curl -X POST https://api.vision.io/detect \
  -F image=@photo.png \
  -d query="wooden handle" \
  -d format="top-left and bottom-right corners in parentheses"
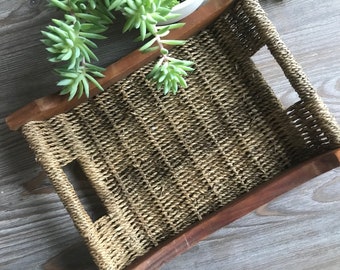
top-left (6, 0), bottom-right (235, 131)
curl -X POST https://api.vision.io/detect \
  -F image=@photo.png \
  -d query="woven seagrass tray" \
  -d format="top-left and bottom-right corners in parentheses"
top-left (6, 0), bottom-right (340, 269)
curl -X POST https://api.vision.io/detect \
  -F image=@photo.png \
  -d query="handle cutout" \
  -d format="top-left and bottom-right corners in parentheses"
top-left (251, 46), bottom-right (300, 109)
top-left (62, 160), bottom-right (108, 222)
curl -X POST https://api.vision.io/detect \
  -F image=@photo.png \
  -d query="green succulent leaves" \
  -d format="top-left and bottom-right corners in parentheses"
top-left (43, 0), bottom-right (194, 99)
top-left (56, 64), bottom-right (105, 99)
top-left (42, 0), bottom-right (114, 100)
top-left (138, 21), bottom-right (194, 94)
top-left (148, 57), bottom-right (194, 95)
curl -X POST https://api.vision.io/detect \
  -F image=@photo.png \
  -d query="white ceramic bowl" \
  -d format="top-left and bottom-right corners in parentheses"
top-left (159, 0), bottom-right (205, 25)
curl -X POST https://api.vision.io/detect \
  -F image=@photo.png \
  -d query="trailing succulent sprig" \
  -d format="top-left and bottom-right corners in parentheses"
top-left (42, 0), bottom-right (114, 99)
top-left (42, 0), bottom-right (194, 100)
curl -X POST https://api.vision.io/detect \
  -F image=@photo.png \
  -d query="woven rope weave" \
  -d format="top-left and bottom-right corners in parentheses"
top-left (22, 0), bottom-right (340, 269)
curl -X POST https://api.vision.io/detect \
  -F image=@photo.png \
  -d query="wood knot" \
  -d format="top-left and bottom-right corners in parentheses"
top-left (29, 0), bottom-right (40, 8)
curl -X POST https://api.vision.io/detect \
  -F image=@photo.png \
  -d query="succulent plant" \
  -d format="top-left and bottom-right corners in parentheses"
top-left (42, 0), bottom-right (194, 100)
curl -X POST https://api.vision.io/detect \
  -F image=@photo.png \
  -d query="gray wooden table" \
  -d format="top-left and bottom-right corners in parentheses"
top-left (1, 0), bottom-right (340, 269)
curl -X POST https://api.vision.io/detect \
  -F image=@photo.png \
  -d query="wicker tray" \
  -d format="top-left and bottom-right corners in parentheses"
top-left (6, 0), bottom-right (340, 269)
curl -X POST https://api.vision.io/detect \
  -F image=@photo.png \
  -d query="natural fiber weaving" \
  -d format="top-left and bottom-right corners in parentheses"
top-left (20, 0), bottom-right (340, 269)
